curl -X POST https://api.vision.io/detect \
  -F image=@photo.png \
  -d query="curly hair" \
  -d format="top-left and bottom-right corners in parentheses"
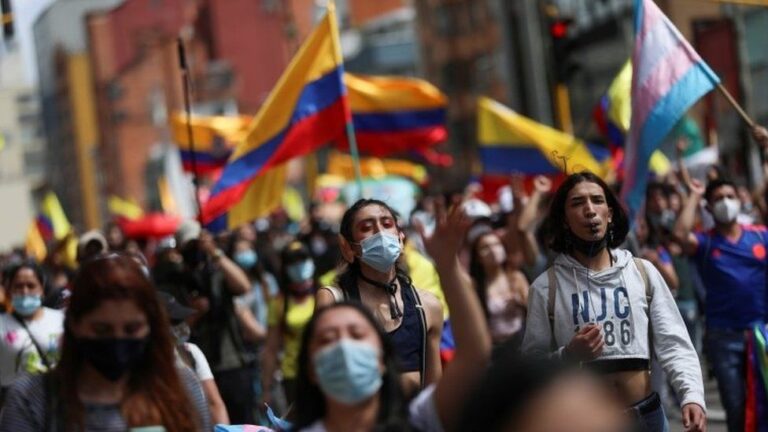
top-left (541, 171), bottom-right (629, 254)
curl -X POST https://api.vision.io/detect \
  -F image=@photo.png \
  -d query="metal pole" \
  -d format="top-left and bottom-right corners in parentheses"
top-left (326, 0), bottom-right (364, 198)
top-left (177, 37), bottom-right (204, 224)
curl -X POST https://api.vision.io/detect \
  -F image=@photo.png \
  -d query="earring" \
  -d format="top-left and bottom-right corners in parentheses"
top-left (607, 224), bottom-right (614, 244)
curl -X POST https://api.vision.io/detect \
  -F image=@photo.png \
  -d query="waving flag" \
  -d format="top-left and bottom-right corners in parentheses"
top-left (343, 74), bottom-right (447, 156)
top-left (478, 97), bottom-right (611, 178)
top-left (620, 0), bottom-right (720, 217)
top-left (202, 4), bottom-right (348, 231)
top-left (170, 114), bottom-right (250, 174)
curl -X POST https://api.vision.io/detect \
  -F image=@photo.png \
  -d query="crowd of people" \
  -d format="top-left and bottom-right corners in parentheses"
top-left (0, 125), bottom-right (767, 431)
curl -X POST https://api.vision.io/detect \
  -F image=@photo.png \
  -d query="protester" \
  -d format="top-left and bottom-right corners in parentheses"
top-left (673, 176), bottom-right (768, 432)
top-left (0, 261), bottom-right (64, 403)
top-left (77, 230), bottom-right (109, 263)
top-left (291, 200), bottom-right (491, 431)
top-left (0, 253), bottom-right (210, 431)
top-left (172, 220), bottom-right (255, 424)
top-left (159, 291), bottom-right (230, 425)
top-left (522, 171), bottom-right (706, 432)
top-left (468, 227), bottom-right (529, 352)
top-left (261, 241), bottom-right (317, 409)
top-left (316, 199), bottom-right (444, 396)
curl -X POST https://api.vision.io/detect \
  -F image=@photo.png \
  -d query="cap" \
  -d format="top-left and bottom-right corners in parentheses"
top-left (175, 220), bottom-right (201, 248)
top-left (78, 230), bottom-right (108, 256)
top-left (281, 240), bottom-right (310, 263)
top-left (157, 291), bottom-right (196, 321)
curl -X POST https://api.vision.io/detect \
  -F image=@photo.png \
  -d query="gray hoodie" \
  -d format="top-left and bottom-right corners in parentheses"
top-left (521, 249), bottom-right (706, 410)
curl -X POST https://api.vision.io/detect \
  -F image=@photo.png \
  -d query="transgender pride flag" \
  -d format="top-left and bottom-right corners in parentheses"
top-left (620, 0), bottom-right (720, 217)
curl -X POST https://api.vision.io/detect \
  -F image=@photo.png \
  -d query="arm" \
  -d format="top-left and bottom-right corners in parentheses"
top-left (641, 249), bottom-right (679, 293)
top-left (673, 179), bottom-right (704, 256)
top-left (259, 325), bottom-right (282, 408)
top-left (314, 287), bottom-right (338, 310)
top-left (675, 139), bottom-right (694, 195)
top-left (517, 176), bottom-right (552, 269)
top-left (199, 231), bottom-right (251, 295)
top-left (642, 260), bottom-right (706, 430)
top-left (201, 379), bottom-right (231, 425)
top-left (416, 200), bottom-right (491, 432)
top-left (419, 290), bottom-right (444, 387)
top-left (234, 303), bottom-right (266, 343)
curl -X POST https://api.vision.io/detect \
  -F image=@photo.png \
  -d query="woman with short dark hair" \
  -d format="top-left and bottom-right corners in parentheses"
top-left (521, 171), bottom-right (706, 432)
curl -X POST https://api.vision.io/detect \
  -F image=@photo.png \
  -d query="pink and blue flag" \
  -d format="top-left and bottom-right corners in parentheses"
top-left (620, 0), bottom-right (720, 217)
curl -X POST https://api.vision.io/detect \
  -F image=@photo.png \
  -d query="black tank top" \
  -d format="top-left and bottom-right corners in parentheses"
top-left (345, 280), bottom-right (425, 373)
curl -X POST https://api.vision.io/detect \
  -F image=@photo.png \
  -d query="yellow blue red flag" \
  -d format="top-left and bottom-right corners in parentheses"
top-left (478, 97), bottom-right (611, 178)
top-left (202, 4), bottom-right (349, 231)
top-left (169, 114), bottom-right (250, 174)
top-left (342, 73), bottom-right (447, 156)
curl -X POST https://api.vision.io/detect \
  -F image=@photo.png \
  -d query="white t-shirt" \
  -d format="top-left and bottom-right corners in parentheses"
top-left (174, 342), bottom-right (214, 382)
top-left (296, 385), bottom-right (442, 432)
top-left (0, 308), bottom-right (65, 387)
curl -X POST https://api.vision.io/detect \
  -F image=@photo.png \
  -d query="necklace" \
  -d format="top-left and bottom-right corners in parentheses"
top-left (358, 272), bottom-right (403, 320)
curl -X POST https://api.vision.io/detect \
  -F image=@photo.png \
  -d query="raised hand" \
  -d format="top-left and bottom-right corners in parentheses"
top-left (687, 178), bottom-right (705, 197)
top-left (533, 175), bottom-right (553, 194)
top-left (415, 197), bottom-right (471, 267)
top-left (752, 125), bottom-right (768, 149)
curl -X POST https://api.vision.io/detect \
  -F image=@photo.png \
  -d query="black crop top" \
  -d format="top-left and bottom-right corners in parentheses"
top-left (343, 280), bottom-right (426, 374)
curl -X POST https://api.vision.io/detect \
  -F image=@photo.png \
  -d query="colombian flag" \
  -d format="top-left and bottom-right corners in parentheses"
top-left (477, 97), bottom-right (611, 178)
top-left (343, 74), bottom-right (447, 156)
top-left (201, 4), bottom-right (348, 231)
top-left (169, 114), bottom-right (250, 175)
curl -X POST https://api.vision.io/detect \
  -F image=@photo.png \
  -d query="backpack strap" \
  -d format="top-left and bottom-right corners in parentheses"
top-left (633, 257), bottom-right (654, 359)
top-left (633, 257), bottom-right (651, 304)
top-left (547, 266), bottom-right (558, 351)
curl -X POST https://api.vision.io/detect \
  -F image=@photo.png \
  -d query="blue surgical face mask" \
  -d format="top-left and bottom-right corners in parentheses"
top-left (358, 232), bottom-right (401, 273)
top-left (313, 339), bottom-right (382, 405)
top-left (235, 250), bottom-right (258, 269)
top-left (12, 294), bottom-right (42, 316)
top-left (287, 259), bottom-right (315, 283)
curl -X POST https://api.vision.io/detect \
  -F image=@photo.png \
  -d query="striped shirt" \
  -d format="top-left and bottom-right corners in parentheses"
top-left (0, 367), bottom-right (211, 431)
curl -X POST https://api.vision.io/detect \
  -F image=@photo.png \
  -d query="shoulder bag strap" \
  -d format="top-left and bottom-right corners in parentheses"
top-left (12, 313), bottom-right (52, 369)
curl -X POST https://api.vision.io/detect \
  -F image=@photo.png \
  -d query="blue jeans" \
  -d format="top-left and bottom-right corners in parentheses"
top-left (677, 300), bottom-right (700, 353)
top-left (628, 392), bottom-right (669, 432)
top-left (705, 328), bottom-right (746, 432)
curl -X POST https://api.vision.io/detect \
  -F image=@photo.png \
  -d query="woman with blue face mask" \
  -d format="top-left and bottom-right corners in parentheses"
top-left (261, 241), bottom-right (318, 410)
top-left (0, 262), bottom-right (64, 403)
top-left (293, 201), bottom-right (491, 432)
top-left (316, 199), bottom-right (445, 397)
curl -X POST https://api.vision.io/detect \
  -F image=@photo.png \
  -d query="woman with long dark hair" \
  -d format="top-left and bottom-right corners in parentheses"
top-left (521, 171), bottom-right (706, 432)
top-left (293, 202), bottom-right (490, 431)
top-left (0, 254), bottom-right (210, 431)
top-left (316, 199), bottom-right (443, 396)
top-left (468, 228), bottom-right (529, 350)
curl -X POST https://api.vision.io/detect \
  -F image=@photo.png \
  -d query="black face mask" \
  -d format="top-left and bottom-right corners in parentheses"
top-left (77, 337), bottom-right (148, 381)
top-left (569, 232), bottom-right (607, 257)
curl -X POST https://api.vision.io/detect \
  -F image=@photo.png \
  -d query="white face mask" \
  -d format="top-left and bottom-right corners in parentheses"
top-left (712, 198), bottom-right (741, 224)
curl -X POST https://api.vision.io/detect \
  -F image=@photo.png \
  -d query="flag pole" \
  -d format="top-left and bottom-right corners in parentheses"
top-left (177, 37), bottom-right (204, 224)
top-left (716, 83), bottom-right (756, 128)
top-left (327, 0), bottom-right (364, 198)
